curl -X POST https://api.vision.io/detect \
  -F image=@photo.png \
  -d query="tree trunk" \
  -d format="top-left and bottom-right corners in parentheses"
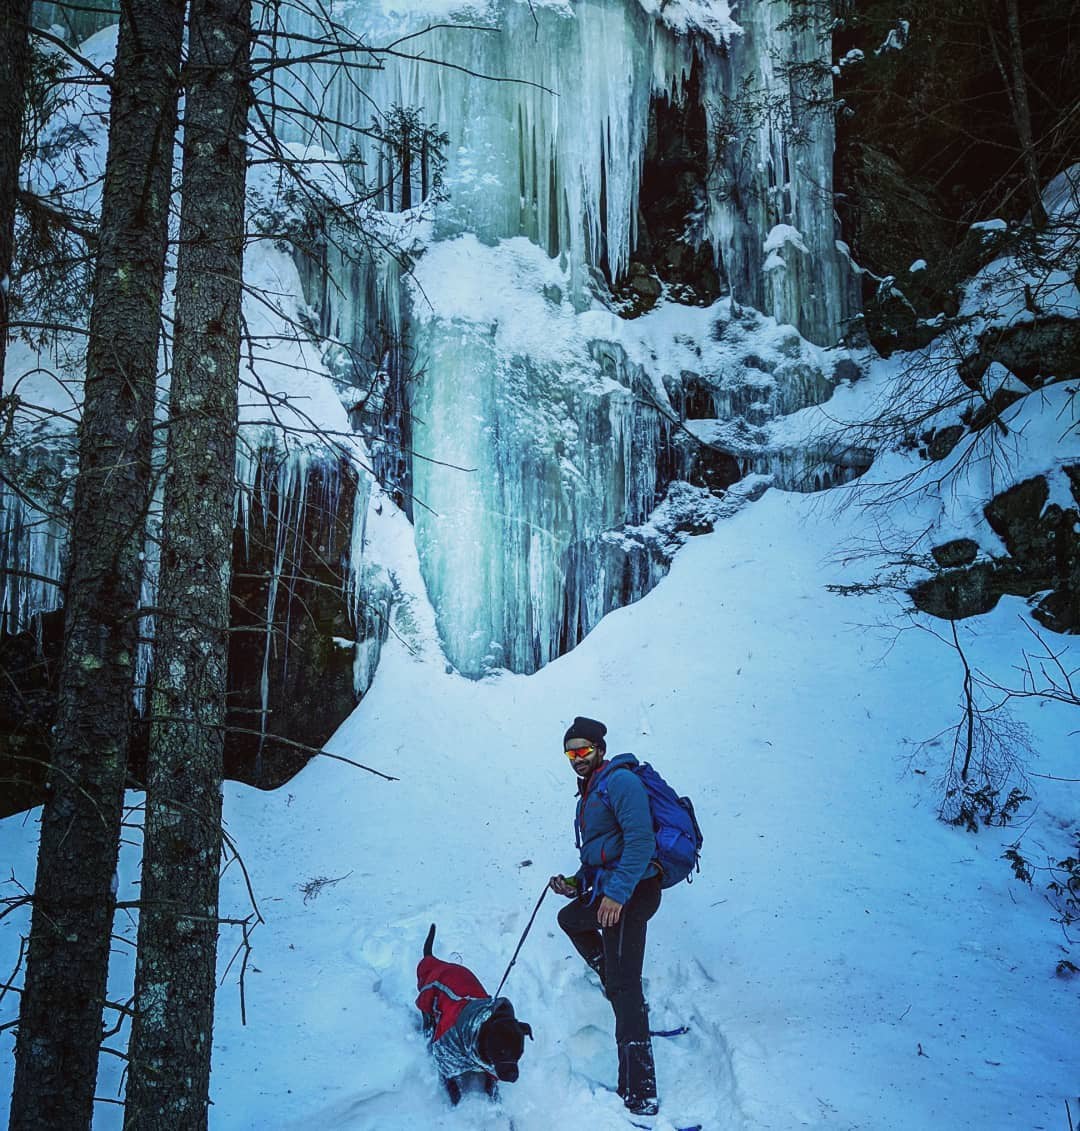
top-left (400, 133), bottom-right (412, 210)
top-left (0, 0), bottom-right (32, 395)
top-left (985, 0), bottom-right (1050, 230)
top-left (123, 0), bottom-right (250, 1126)
top-left (8, 3), bottom-right (185, 1129)
top-left (1001, 0), bottom-right (1047, 229)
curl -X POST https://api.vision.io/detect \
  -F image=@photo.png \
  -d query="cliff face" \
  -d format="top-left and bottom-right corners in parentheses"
top-left (274, 0), bottom-right (867, 678)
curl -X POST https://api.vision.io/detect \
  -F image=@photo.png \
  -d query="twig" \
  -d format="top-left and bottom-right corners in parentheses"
top-left (220, 827), bottom-right (265, 928)
top-left (29, 25), bottom-right (114, 85)
top-left (218, 912), bottom-right (259, 1026)
top-left (145, 716), bottom-right (398, 780)
top-left (299, 871), bottom-right (352, 903)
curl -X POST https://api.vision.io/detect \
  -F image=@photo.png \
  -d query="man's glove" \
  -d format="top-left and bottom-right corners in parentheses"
top-left (549, 874), bottom-right (579, 898)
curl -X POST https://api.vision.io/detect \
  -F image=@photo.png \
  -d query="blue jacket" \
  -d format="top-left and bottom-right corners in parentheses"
top-left (574, 753), bottom-right (657, 905)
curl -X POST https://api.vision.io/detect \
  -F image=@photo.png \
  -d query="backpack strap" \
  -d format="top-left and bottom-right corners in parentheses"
top-left (593, 764), bottom-right (662, 881)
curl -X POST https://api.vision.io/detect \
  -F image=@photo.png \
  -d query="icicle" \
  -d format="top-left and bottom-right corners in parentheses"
top-left (265, 0), bottom-right (704, 312)
top-left (0, 481), bottom-right (67, 636)
top-left (233, 424), bottom-right (384, 710)
top-left (345, 472), bottom-right (372, 631)
top-left (698, 0), bottom-right (858, 344)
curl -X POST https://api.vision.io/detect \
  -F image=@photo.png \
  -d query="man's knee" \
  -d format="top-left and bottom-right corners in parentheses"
top-left (557, 900), bottom-right (582, 934)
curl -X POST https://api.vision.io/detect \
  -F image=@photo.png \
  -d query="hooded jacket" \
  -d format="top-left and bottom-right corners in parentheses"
top-left (574, 752), bottom-right (657, 905)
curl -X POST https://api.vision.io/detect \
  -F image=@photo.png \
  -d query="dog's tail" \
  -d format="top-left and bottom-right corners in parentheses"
top-left (424, 923), bottom-right (436, 957)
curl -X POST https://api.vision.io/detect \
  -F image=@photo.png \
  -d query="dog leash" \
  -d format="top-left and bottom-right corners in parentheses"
top-left (493, 882), bottom-right (548, 998)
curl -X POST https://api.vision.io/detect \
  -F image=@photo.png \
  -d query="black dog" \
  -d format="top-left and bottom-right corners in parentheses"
top-left (415, 924), bottom-right (533, 1104)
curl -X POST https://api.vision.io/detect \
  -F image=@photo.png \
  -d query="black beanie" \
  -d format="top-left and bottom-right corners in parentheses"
top-left (563, 716), bottom-right (607, 746)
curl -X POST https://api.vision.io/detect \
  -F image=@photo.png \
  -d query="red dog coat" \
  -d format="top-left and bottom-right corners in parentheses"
top-left (415, 954), bottom-right (490, 1042)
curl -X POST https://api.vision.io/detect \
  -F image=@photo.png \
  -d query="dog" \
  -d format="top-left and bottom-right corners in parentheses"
top-left (415, 923), bottom-right (533, 1105)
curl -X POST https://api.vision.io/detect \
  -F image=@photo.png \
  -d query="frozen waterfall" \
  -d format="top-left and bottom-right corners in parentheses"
top-left (270, 0), bottom-right (862, 676)
top-left (2, 0), bottom-right (866, 688)
top-left (270, 0), bottom-right (856, 343)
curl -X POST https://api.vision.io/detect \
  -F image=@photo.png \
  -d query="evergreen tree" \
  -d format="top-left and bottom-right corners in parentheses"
top-left (123, 0), bottom-right (251, 1123)
top-left (0, 0), bottom-right (33, 396)
top-left (8, 2), bottom-right (186, 1127)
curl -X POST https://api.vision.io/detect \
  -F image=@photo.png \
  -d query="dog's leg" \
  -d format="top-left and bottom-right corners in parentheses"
top-left (424, 923), bottom-right (436, 958)
top-left (444, 1075), bottom-right (462, 1106)
top-left (484, 1075), bottom-right (499, 1102)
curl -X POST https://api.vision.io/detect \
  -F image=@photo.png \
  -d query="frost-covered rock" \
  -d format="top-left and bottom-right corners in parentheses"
top-left (913, 472), bottom-right (1080, 632)
top-left (228, 448), bottom-right (392, 787)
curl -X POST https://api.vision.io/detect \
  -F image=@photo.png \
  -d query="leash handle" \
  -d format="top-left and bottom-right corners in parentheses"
top-left (493, 882), bottom-right (549, 999)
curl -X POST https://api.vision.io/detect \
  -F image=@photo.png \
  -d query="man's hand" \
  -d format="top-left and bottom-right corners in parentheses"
top-left (597, 896), bottom-right (623, 927)
top-left (549, 874), bottom-right (579, 898)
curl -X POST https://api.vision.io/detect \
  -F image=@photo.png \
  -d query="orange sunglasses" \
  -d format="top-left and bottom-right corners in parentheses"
top-left (564, 745), bottom-right (596, 761)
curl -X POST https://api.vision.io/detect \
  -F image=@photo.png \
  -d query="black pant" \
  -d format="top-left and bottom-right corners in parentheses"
top-left (557, 875), bottom-right (662, 1105)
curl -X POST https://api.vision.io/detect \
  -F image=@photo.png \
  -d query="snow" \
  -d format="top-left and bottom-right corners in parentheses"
top-left (762, 225), bottom-right (809, 256)
top-left (633, 0), bottom-right (738, 42)
top-left (762, 226), bottom-right (809, 277)
top-left (3, 465), bottom-right (1078, 1130)
top-left (875, 20), bottom-right (910, 55)
top-left (332, 0), bottom-right (739, 40)
top-left (958, 168), bottom-right (1080, 336)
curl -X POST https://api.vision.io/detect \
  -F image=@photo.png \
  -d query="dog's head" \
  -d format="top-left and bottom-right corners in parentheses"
top-left (478, 1002), bottom-right (533, 1083)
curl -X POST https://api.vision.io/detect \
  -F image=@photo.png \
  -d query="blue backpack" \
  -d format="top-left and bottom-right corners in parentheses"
top-left (602, 761), bottom-right (703, 889)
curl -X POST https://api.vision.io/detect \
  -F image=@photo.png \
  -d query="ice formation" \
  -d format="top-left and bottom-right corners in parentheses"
top-left (408, 249), bottom-right (678, 674)
top-left (0, 455), bottom-right (68, 638)
top-left (4, 0), bottom-right (867, 686)
top-left (273, 0), bottom-right (855, 343)
top-left (262, 0), bottom-right (862, 675)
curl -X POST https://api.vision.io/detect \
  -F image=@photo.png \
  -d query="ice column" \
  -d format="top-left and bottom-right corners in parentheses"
top-left (701, 0), bottom-right (859, 344)
top-left (411, 312), bottom-right (668, 677)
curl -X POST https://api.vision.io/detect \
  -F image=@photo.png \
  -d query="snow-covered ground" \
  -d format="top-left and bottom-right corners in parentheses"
top-left (3, 469), bottom-right (1077, 1130)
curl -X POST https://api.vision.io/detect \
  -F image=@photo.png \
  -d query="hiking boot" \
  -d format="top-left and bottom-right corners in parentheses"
top-left (618, 1039), bottom-right (657, 1113)
top-left (625, 1095), bottom-right (660, 1116)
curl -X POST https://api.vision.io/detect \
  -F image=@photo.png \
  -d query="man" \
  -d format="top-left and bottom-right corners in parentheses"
top-left (550, 715), bottom-right (662, 1118)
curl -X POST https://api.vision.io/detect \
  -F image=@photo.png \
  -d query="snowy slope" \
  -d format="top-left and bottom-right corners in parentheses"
top-left (4, 471), bottom-right (1075, 1130)
top-left (180, 484), bottom-right (1080, 1131)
